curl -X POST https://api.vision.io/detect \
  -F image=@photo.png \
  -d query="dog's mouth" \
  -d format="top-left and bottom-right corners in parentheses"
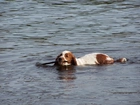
top-left (60, 61), bottom-right (70, 66)
top-left (63, 61), bottom-right (68, 63)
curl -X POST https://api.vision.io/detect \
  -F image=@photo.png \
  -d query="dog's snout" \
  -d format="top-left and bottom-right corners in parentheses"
top-left (58, 58), bottom-right (62, 61)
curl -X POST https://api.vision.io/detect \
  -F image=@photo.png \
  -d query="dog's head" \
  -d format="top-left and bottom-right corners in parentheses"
top-left (55, 51), bottom-right (77, 66)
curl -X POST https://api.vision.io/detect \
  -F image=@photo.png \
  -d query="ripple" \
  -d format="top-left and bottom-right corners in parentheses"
top-left (0, 0), bottom-right (140, 105)
top-left (112, 91), bottom-right (140, 94)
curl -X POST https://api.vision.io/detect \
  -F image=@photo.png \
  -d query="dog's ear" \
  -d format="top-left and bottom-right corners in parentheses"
top-left (71, 55), bottom-right (77, 65)
top-left (68, 52), bottom-right (77, 66)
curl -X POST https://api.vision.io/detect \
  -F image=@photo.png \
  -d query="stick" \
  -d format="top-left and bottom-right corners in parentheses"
top-left (36, 61), bottom-right (55, 66)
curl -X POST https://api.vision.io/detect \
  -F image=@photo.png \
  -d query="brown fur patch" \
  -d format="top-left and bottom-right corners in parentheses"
top-left (96, 54), bottom-right (114, 64)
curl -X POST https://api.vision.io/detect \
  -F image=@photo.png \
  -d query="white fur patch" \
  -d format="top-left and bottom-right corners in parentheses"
top-left (122, 58), bottom-right (127, 62)
top-left (76, 53), bottom-right (99, 65)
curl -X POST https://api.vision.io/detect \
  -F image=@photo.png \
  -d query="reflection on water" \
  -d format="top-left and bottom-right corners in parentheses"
top-left (56, 65), bottom-right (76, 81)
top-left (36, 64), bottom-right (77, 81)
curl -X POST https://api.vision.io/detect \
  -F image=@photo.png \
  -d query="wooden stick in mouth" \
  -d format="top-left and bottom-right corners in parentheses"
top-left (36, 61), bottom-right (55, 66)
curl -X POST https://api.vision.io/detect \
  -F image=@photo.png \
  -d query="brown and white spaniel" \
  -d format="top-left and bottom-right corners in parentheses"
top-left (55, 50), bottom-right (127, 66)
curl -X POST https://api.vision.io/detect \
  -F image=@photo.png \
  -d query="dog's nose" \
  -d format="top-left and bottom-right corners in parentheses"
top-left (58, 58), bottom-right (62, 61)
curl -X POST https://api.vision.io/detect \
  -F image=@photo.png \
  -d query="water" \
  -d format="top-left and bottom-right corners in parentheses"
top-left (0, 0), bottom-right (140, 105)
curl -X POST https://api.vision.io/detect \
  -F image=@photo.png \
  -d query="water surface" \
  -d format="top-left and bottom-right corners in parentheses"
top-left (0, 0), bottom-right (140, 105)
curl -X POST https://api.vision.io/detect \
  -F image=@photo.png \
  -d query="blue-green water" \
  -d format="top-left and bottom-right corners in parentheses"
top-left (0, 0), bottom-right (140, 105)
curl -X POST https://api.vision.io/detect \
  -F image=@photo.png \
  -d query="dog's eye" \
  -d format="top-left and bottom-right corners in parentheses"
top-left (65, 54), bottom-right (69, 58)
